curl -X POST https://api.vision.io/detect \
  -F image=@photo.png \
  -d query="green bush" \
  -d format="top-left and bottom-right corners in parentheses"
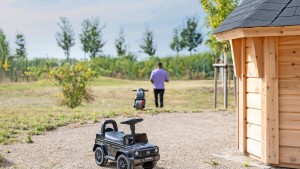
top-left (50, 62), bottom-right (98, 108)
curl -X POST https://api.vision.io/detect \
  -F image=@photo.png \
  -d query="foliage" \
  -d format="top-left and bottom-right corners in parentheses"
top-left (50, 62), bottom-right (98, 108)
top-left (180, 16), bottom-right (203, 53)
top-left (80, 17), bottom-right (106, 59)
top-left (140, 28), bottom-right (156, 56)
top-left (25, 66), bottom-right (44, 81)
top-left (55, 17), bottom-right (75, 61)
top-left (0, 29), bottom-right (10, 80)
top-left (8, 56), bottom-right (27, 82)
top-left (24, 58), bottom-right (59, 81)
top-left (0, 51), bottom-right (219, 82)
top-left (201, 0), bottom-right (238, 54)
top-left (170, 29), bottom-right (183, 54)
top-left (15, 33), bottom-right (27, 59)
top-left (115, 27), bottom-right (127, 56)
top-left (90, 52), bottom-right (216, 80)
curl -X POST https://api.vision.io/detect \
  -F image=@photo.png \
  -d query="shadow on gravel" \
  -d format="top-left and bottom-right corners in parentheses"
top-left (0, 157), bottom-right (15, 168)
top-left (105, 162), bottom-right (165, 169)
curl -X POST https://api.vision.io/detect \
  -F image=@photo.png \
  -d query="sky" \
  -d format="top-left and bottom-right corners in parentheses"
top-left (0, 0), bottom-right (209, 60)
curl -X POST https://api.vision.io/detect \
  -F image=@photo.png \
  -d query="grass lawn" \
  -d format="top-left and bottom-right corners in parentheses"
top-left (0, 77), bottom-right (235, 144)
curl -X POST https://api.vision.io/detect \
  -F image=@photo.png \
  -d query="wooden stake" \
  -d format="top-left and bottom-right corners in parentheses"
top-left (214, 59), bottom-right (219, 108)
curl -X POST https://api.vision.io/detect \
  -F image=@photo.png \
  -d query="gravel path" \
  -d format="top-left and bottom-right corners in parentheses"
top-left (0, 112), bottom-right (272, 169)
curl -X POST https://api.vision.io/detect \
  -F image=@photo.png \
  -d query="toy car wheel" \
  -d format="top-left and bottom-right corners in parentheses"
top-left (135, 100), bottom-right (143, 110)
top-left (95, 147), bottom-right (108, 166)
top-left (142, 161), bottom-right (156, 169)
top-left (117, 154), bottom-right (132, 169)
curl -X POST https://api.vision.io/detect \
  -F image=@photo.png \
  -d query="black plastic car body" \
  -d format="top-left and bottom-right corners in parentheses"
top-left (133, 88), bottom-right (148, 110)
top-left (93, 118), bottom-right (160, 169)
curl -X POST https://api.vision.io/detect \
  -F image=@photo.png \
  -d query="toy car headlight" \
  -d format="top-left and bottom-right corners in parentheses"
top-left (134, 151), bottom-right (139, 156)
top-left (155, 148), bottom-right (159, 153)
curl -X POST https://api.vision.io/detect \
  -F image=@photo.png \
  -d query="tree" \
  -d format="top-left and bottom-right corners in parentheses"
top-left (55, 17), bottom-right (75, 61)
top-left (15, 33), bottom-right (27, 59)
top-left (201, 0), bottom-right (238, 54)
top-left (80, 17), bottom-right (106, 59)
top-left (170, 28), bottom-right (184, 77)
top-left (170, 28), bottom-right (183, 54)
top-left (115, 27), bottom-right (127, 56)
top-left (0, 29), bottom-right (10, 81)
top-left (180, 16), bottom-right (203, 53)
top-left (15, 33), bottom-right (28, 81)
top-left (140, 28), bottom-right (156, 56)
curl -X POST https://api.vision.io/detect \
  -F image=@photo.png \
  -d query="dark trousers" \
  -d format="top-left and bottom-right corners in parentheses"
top-left (154, 89), bottom-right (165, 108)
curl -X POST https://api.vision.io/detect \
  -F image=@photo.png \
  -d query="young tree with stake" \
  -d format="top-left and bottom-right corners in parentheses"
top-left (55, 17), bottom-right (75, 61)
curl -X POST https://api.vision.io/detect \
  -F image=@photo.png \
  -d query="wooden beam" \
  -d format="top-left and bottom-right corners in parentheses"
top-left (251, 37), bottom-right (264, 78)
top-left (214, 25), bottom-right (300, 41)
top-left (215, 29), bottom-right (244, 41)
top-left (238, 38), bottom-right (247, 153)
top-left (230, 39), bottom-right (242, 78)
top-left (244, 26), bottom-right (300, 39)
top-left (262, 36), bottom-right (279, 164)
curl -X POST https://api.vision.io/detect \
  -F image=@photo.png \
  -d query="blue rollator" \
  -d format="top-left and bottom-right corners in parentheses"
top-left (133, 88), bottom-right (148, 110)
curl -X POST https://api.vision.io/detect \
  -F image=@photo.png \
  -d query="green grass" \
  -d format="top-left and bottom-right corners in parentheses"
top-left (243, 162), bottom-right (250, 167)
top-left (0, 77), bottom-right (235, 144)
top-left (0, 152), bottom-right (2, 162)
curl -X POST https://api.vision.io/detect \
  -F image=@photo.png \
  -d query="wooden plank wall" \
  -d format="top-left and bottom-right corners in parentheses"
top-left (278, 35), bottom-right (300, 166)
top-left (245, 38), bottom-right (262, 158)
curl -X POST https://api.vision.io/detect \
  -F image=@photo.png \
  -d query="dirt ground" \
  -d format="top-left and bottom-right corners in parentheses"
top-left (0, 111), bottom-right (275, 169)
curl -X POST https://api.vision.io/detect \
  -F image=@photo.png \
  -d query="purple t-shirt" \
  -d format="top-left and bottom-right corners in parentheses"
top-left (150, 68), bottom-right (169, 89)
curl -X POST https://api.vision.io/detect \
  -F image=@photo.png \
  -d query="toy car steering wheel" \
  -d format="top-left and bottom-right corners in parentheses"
top-left (121, 118), bottom-right (143, 125)
top-left (121, 118), bottom-right (143, 140)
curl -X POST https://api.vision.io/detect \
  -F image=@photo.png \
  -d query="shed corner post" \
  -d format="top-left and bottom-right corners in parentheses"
top-left (262, 36), bottom-right (279, 164)
top-left (230, 38), bottom-right (243, 150)
top-left (233, 37), bottom-right (247, 153)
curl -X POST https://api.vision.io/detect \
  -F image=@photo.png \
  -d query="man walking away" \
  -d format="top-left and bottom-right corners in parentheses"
top-left (150, 62), bottom-right (169, 108)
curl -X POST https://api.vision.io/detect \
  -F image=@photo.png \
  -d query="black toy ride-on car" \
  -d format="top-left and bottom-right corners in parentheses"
top-left (93, 118), bottom-right (160, 169)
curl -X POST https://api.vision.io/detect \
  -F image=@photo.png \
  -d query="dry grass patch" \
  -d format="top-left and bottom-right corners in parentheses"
top-left (0, 77), bottom-right (235, 144)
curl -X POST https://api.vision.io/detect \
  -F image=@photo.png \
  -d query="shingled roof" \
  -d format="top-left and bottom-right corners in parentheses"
top-left (214, 0), bottom-right (300, 34)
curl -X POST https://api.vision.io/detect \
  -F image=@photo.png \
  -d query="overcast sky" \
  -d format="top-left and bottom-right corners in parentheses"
top-left (0, 0), bottom-right (208, 60)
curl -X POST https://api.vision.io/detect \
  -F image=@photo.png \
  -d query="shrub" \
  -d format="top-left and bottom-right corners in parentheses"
top-left (26, 135), bottom-right (33, 143)
top-left (50, 62), bottom-right (98, 108)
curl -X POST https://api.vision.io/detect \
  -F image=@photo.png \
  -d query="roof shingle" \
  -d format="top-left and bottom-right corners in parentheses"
top-left (214, 0), bottom-right (296, 33)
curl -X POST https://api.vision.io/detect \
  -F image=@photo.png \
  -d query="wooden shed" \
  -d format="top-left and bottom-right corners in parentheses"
top-left (214, 0), bottom-right (300, 168)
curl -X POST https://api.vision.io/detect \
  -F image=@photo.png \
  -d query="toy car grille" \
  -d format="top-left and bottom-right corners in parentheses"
top-left (141, 149), bottom-right (155, 156)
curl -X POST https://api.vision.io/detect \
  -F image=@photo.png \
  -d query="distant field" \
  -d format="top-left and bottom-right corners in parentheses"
top-left (0, 77), bottom-right (235, 144)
